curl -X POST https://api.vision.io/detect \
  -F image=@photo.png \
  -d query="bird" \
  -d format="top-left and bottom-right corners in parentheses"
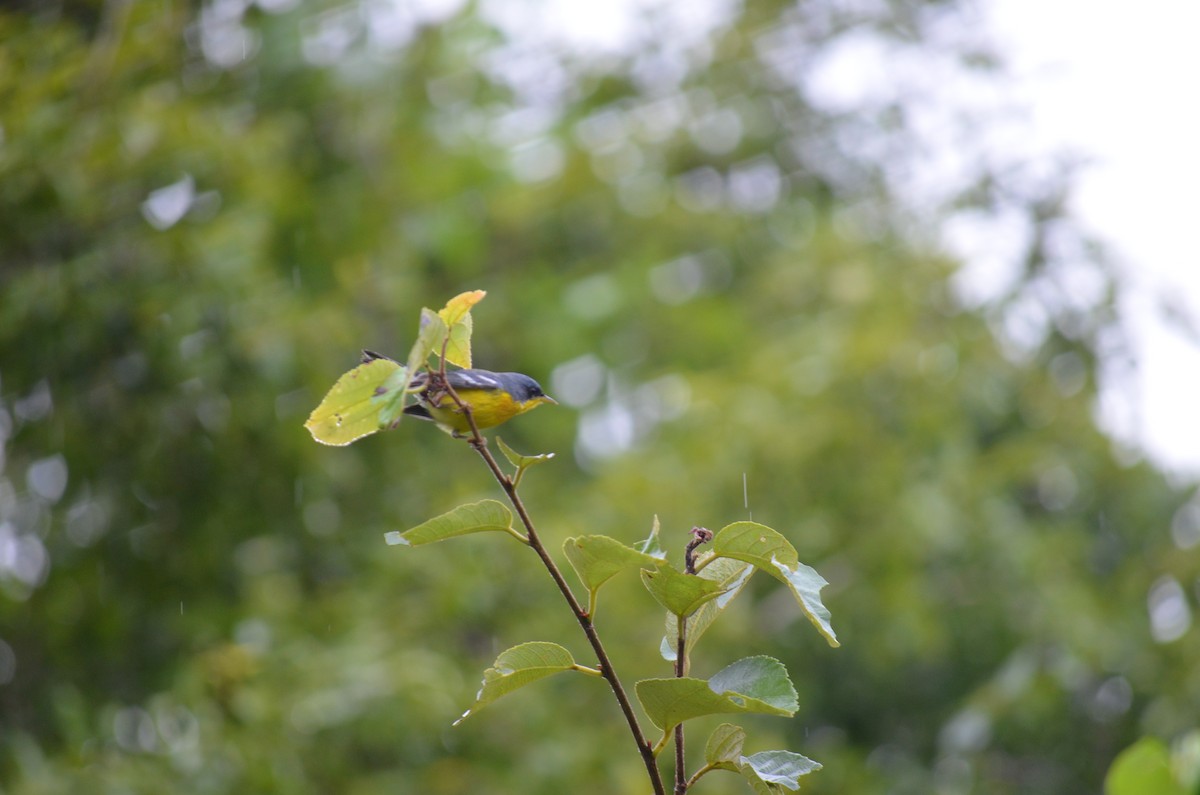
top-left (363, 350), bottom-right (556, 437)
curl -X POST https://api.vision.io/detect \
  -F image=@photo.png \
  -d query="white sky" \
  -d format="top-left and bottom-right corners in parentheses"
top-left (987, 0), bottom-right (1200, 477)
top-left (489, 0), bottom-right (1200, 477)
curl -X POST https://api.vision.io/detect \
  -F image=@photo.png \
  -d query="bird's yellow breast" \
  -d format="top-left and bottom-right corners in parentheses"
top-left (424, 388), bottom-right (542, 433)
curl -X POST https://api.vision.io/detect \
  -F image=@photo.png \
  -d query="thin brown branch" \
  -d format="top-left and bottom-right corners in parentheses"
top-left (674, 527), bottom-right (712, 793)
top-left (439, 374), bottom-right (666, 795)
top-left (674, 618), bottom-right (688, 794)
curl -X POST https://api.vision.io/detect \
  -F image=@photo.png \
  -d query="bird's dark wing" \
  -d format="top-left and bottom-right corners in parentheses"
top-left (402, 403), bottom-right (434, 421)
top-left (444, 369), bottom-right (505, 392)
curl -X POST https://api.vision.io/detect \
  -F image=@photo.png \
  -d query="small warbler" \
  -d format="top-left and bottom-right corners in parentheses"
top-left (363, 350), bottom-right (556, 436)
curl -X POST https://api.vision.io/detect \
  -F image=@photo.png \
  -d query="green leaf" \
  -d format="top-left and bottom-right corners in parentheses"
top-left (305, 358), bottom-right (402, 446)
top-left (386, 500), bottom-right (514, 547)
top-left (405, 308), bottom-right (448, 380)
top-left (635, 656), bottom-right (797, 731)
top-left (563, 535), bottom-right (662, 593)
top-left (662, 558), bottom-right (754, 661)
top-left (640, 564), bottom-right (728, 618)
top-left (712, 521), bottom-right (799, 570)
top-left (702, 725), bottom-right (821, 793)
top-left (773, 559), bottom-right (839, 648)
top-left (738, 750), bottom-right (822, 793)
top-left (634, 515), bottom-right (667, 559)
top-left (443, 312), bottom-right (473, 369)
top-left (711, 522), bottom-right (839, 648)
top-left (305, 295), bottom-right (471, 447)
top-left (708, 656), bottom-right (799, 712)
top-left (496, 437), bottom-right (556, 486)
top-left (705, 723), bottom-right (746, 768)
top-left (453, 642), bottom-right (575, 726)
top-left (437, 289), bottom-right (485, 368)
top-left (373, 363), bottom-right (412, 427)
top-left (1105, 737), bottom-right (1185, 795)
top-left (496, 437), bottom-right (555, 469)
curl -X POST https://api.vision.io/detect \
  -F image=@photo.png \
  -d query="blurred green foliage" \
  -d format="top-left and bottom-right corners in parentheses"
top-left (1, 1), bottom-right (1197, 794)
top-left (1104, 733), bottom-right (1200, 795)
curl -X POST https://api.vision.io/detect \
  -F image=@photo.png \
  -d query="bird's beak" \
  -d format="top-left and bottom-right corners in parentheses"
top-left (540, 395), bottom-right (558, 405)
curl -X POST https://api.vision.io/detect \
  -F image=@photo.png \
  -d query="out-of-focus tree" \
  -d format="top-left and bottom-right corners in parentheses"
top-left (1, 1), bottom-right (1195, 794)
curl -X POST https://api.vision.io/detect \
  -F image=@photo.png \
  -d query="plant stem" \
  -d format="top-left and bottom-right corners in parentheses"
top-left (651, 729), bottom-right (673, 758)
top-left (673, 527), bottom-right (710, 794)
top-left (684, 764), bottom-right (716, 790)
top-left (450, 399), bottom-right (667, 795)
top-left (674, 618), bottom-right (688, 794)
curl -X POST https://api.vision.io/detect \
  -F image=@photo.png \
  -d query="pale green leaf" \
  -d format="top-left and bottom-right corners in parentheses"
top-left (442, 312), bottom-right (473, 369)
top-left (773, 559), bottom-right (840, 648)
top-left (662, 558), bottom-right (754, 661)
top-left (738, 750), bottom-right (822, 793)
top-left (705, 723), bottom-right (746, 768)
top-left (496, 437), bottom-right (556, 486)
top-left (305, 358), bottom-right (402, 446)
top-left (405, 308), bottom-right (448, 379)
top-left (386, 500), bottom-right (513, 547)
top-left (635, 515), bottom-right (667, 559)
top-left (373, 363), bottom-right (412, 427)
top-left (635, 656), bottom-right (797, 731)
top-left (711, 521), bottom-right (799, 570)
top-left (496, 436), bottom-right (555, 469)
top-left (437, 290), bottom-right (485, 368)
top-left (640, 564), bottom-right (728, 618)
top-left (708, 656), bottom-right (798, 713)
top-left (711, 521), bottom-right (839, 648)
top-left (701, 727), bottom-right (822, 793)
top-left (563, 535), bottom-right (662, 593)
top-left (453, 641), bottom-right (575, 725)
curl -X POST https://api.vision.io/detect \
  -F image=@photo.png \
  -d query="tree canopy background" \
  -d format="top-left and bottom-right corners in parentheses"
top-left (1, 1), bottom-right (1197, 793)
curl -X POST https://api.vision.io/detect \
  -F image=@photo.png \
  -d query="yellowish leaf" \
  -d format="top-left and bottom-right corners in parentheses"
top-left (305, 358), bottom-right (401, 446)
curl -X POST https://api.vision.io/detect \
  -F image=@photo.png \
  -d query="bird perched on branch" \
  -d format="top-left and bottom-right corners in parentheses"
top-left (362, 350), bottom-right (556, 437)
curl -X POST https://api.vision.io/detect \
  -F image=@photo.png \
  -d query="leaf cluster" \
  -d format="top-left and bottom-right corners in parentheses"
top-left (305, 290), bottom-right (485, 445)
top-left (326, 292), bottom-right (839, 792)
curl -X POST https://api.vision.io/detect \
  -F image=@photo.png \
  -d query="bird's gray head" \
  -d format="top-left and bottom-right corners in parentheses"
top-left (498, 373), bottom-right (554, 404)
